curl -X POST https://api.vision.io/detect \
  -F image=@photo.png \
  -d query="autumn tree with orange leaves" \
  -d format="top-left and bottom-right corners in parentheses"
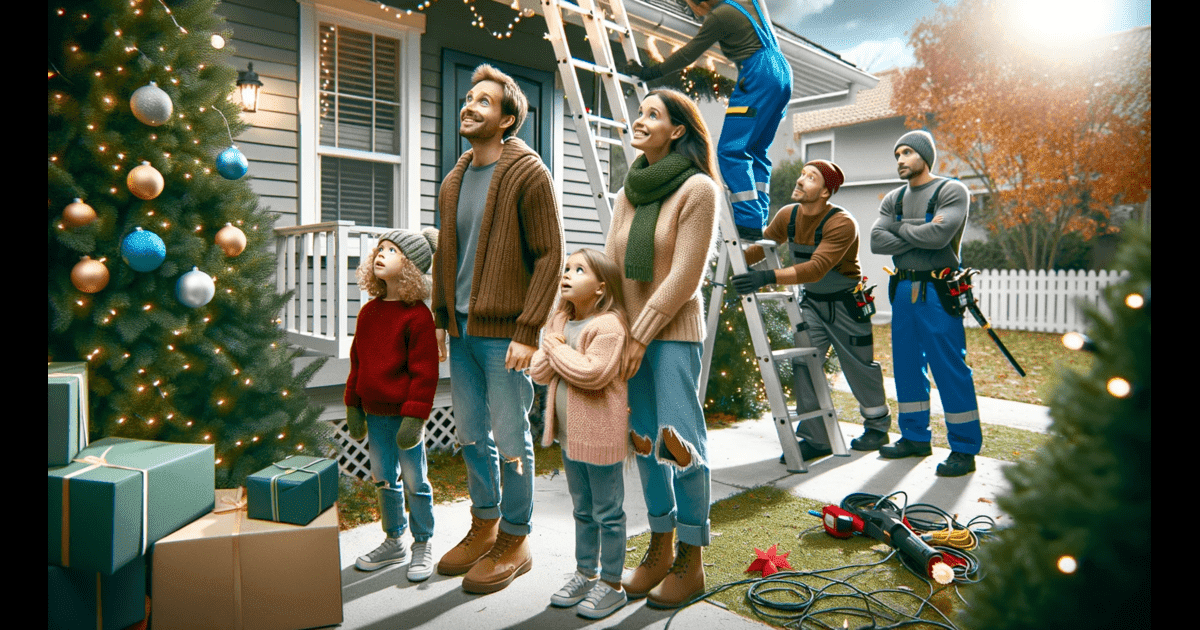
top-left (893, 0), bottom-right (1150, 270)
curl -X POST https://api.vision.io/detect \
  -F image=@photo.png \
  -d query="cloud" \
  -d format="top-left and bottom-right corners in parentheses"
top-left (766, 0), bottom-right (837, 27)
top-left (837, 37), bottom-right (915, 72)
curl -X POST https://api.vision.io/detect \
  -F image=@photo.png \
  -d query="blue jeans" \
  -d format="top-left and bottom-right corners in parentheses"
top-left (448, 319), bottom-right (536, 536)
top-left (366, 414), bottom-right (435, 541)
top-left (562, 455), bottom-right (626, 584)
top-left (627, 340), bottom-right (711, 547)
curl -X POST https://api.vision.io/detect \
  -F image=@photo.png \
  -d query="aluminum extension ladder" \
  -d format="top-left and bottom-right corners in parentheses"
top-left (542, 0), bottom-right (648, 233)
top-left (699, 199), bottom-right (849, 472)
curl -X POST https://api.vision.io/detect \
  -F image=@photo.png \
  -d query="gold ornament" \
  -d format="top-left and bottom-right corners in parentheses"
top-left (215, 223), bottom-right (247, 257)
top-left (128, 161), bottom-right (164, 200)
top-left (71, 256), bottom-right (110, 293)
top-left (62, 198), bottom-right (97, 228)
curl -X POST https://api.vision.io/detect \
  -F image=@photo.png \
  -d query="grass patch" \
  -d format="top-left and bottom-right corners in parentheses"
top-left (627, 486), bottom-right (973, 629)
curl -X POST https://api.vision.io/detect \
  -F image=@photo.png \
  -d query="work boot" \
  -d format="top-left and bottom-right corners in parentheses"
top-left (462, 531), bottom-right (532, 594)
top-left (878, 438), bottom-right (932, 459)
top-left (936, 452), bottom-right (976, 477)
top-left (436, 515), bottom-right (499, 576)
top-left (622, 529), bottom-right (674, 598)
top-left (851, 428), bottom-right (890, 452)
top-left (736, 224), bottom-right (764, 242)
top-left (646, 542), bottom-right (705, 609)
top-left (778, 439), bottom-right (832, 464)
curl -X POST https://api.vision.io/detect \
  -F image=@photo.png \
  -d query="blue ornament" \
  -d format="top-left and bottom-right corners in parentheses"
top-left (216, 145), bottom-right (248, 180)
top-left (121, 227), bottom-right (167, 272)
top-left (176, 267), bottom-right (216, 308)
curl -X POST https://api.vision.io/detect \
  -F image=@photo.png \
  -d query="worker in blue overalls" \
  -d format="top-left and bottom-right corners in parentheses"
top-left (869, 130), bottom-right (982, 477)
top-left (624, 0), bottom-right (792, 241)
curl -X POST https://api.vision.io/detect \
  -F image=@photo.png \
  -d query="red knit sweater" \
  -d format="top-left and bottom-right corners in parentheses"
top-left (344, 299), bottom-right (440, 419)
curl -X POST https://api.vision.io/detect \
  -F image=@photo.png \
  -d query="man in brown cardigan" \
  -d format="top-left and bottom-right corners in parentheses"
top-left (430, 64), bottom-right (564, 594)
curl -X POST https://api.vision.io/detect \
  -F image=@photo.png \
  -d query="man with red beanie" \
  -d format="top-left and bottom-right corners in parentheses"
top-left (732, 160), bottom-right (892, 461)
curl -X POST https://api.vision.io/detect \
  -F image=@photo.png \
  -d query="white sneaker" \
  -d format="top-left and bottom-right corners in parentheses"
top-left (355, 536), bottom-right (409, 571)
top-left (577, 581), bottom-right (627, 619)
top-left (407, 540), bottom-right (435, 582)
top-left (550, 571), bottom-right (598, 607)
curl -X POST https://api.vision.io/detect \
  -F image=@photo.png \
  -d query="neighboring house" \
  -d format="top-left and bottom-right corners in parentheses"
top-left (215, 0), bottom-right (878, 424)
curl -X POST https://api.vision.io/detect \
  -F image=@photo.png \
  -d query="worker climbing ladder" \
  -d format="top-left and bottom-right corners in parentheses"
top-left (700, 201), bottom-right (849, 472)
top-left (542, 0), bottom-right (648, 233)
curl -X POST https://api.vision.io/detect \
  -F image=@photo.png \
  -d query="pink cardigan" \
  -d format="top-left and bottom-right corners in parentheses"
top-left (530, 311), bottom-right (628, 466)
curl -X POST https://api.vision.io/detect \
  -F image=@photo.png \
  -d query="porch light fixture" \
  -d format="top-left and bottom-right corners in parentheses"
top-left (236, 63), bottom-right (263, 112)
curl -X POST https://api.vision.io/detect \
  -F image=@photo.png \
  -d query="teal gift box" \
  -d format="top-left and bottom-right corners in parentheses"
top-left (48, 437), bottom-right (215, 576)
top-left (246, 455), bottom-right (338, 525)
top-left (48, 555), bottom-right (146, 630)
top-left (49, 362), bottom-right (90, 467)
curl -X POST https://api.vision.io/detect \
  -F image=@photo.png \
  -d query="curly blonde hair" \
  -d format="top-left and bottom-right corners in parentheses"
top-left (356, 240), bottom-right (430, 303)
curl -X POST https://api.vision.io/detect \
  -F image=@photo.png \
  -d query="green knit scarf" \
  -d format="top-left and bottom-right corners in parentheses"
top-left (622, 152), bottom-right (699, 282)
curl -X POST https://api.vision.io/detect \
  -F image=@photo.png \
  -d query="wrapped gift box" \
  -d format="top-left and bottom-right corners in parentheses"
top-left (48, 555), bottom-right (146, 630)
top-left (48, 437), bottom-right (215, 575)
top-left (246, 455), bottom-right (338, 526)
top-left (151, 488), bottom-right (343, 630)
top-left (49, 362), bottom-right (90, 467)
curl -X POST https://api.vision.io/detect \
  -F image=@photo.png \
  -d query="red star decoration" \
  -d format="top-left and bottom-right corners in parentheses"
top-left (745, 544), bottom-right (793, 577)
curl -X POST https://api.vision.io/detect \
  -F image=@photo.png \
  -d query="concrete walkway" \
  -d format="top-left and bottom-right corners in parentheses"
top-left (329, 391), bottom-right (1050, 630)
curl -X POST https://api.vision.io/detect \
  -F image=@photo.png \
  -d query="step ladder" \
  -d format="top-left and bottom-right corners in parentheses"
top-left (542, 0), bottom-right (648, 234)
top-left (699, 200), bottom-right (849, 472)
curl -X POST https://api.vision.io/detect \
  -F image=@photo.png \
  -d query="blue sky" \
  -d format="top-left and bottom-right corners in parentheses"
top-left (763, 0), bottom-right (1152, 72)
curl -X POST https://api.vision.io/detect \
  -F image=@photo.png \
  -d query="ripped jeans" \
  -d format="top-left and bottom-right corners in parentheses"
top-left (448, 320), bottom-right (536, 537)
top-left (365, 414), bottom-right (435, 541)
top-left (627, 340), bottom-right (711, 547)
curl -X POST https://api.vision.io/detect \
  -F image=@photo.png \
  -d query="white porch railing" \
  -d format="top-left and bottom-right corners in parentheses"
top-left (970, 269), bottom-right (1129, 334)
top-left (274, 221), bottom-right (391, 359)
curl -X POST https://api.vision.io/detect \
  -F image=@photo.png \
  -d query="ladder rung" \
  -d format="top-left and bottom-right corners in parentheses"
top-left (753, 291), bottom-right (795, 301)
top-left (771, 347), bottom-right (819, 362)
top-left (585, 114), bottom-right (626, 128)
top-left (592, 135), bottom-right (623, 146)
top-left (789, 409), bottom-right (836, 424)
top-left (557, 0), bottom-right (587, 15)
top-left (570, 58), bottom-right (613, 75)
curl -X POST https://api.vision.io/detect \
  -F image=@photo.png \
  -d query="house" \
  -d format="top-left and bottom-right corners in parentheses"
top-left (214, 0), bottom-right (878, 442)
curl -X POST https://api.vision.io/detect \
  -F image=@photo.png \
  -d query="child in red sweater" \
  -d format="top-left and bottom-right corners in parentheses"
top-left (530, 248), bottom-right (630, 620)
top-left (345, 228), bottom-right (441, 581)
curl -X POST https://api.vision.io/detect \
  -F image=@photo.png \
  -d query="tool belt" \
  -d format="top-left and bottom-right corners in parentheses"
top-left (803, 286), bottom-right (876, 324)
top-left (887, 270), bottom-right (965, 317)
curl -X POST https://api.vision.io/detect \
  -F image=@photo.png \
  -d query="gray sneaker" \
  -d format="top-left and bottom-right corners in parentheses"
top-left (356, 536), bottom-right (409, 571)
top-left (407, 540), bottom-right (435, 582)
top-left (550, 571), bottom-right (598, 607)
top-left (577, 581), bottom-right (627, 619)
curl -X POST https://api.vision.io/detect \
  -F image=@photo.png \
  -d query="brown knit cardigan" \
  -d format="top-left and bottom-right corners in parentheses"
top-left (431, 138), bottom-right (564, 347)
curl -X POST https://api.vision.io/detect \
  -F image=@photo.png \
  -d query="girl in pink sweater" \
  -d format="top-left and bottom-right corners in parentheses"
top-left (530, 248), bottom-right (630, 620)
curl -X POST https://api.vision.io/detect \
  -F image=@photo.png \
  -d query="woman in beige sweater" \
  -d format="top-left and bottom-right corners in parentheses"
top-left (606, 89), bottom-right (720, 609)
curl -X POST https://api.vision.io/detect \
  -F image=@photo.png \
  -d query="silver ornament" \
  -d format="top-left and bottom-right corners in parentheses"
top-left (131, 81), bottom-right (174, 126)
top-left (176, 267), bottom-right (216, 308)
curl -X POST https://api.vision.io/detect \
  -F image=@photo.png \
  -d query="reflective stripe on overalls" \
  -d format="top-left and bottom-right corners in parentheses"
top-left (717, 0), bottom-right (793, 231)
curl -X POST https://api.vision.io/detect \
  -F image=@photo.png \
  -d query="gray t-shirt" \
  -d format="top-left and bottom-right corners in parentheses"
top-left (555, 315), bottom-right (594, 459)
top-left (870, 177), bottom-right (971, 271)
top-left (455, 162), bottom-right (497, 320)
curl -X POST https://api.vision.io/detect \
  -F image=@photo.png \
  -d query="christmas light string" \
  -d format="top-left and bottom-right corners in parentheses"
top-left (367, 0), bottom-right (534, 40)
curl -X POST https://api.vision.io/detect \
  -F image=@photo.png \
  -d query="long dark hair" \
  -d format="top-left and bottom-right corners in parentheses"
top-left (648, 89), bottom-right (716, 179)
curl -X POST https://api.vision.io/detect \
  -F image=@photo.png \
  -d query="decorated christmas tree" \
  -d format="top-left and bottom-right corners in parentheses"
top-left (48, 0), bottom-right (326, 487)
top-left (966, 227), bottom-right (1151, 628)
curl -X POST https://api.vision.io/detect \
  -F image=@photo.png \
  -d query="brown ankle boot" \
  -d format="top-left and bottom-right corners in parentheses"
top-left (437, 515), bottom-right (499, 576)
top-left (622, 530), bottom-right (674, 598)
top-left (462, 531), bottom-right (532, 594)
top-left (646, 542), bottom-right (705, 609)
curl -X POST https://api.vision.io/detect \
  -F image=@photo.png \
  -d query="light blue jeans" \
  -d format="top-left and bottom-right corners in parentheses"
top-left (448, 319), bottom-right (536, 536)
top-left (365, 414), bottom-right (434, 541)
top-left (627, 340), bottom-right (711, 547)
top-left (562, 455), bottom-right (626, 584)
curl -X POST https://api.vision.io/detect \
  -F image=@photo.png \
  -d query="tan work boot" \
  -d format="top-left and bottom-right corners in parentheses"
top-left (646, 542), bottom-right (705, 609)
top-left (436, 515), bottom-right (499, 576)
top-left (622, 529), bottom-right (674, 598)
top-left (461, 531), bottom-right (532, 594)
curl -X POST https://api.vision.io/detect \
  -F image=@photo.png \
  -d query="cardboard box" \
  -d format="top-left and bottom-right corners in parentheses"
top-left (48, 437), bottom-right (215, 575)
top-left (49, 362), bottom-right (90, 467)
top-left (246, 455), bottom-right (338, 526)
top-left (151, 488), bottom-right (343, 630)
top-left (48, 555), bottom-right (146, 630)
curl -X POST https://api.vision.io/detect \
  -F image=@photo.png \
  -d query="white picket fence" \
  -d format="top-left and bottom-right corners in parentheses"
top-left (969, 269), bottom-right (1128, 334)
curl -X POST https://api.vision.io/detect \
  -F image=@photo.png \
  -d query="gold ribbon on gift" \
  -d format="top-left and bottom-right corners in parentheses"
top-left (215, 488), bottom-right (248, 630)
top-left (49, 371), bottom-right (90, 452)
top-left (266, 456), bottom-right (330, 522)
top-left (61, 446), bottom-right (150, 568)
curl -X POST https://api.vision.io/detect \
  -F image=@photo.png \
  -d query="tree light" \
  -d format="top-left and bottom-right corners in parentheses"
top-left (1106, 377), bottom-right (1131, 398)
top-left (1057, 555), bottom-right (1078, 574)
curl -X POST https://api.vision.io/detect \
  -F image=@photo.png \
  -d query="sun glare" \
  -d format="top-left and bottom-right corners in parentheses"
top-left (1007, 0), bottom-right (1114, 54)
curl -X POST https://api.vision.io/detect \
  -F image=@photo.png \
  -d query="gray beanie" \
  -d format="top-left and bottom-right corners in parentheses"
top-left (377, 227), bottom-right (439, 274)
top-left (894, 130), bottom-right (936, 170)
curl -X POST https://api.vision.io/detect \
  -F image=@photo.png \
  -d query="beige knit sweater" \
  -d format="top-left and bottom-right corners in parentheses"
top-left (530, 311), bottom-right (628, 466)
top-left (605, 173), bottom-right (720, 346)
top-left (431, 138), bottom-right (564, 347)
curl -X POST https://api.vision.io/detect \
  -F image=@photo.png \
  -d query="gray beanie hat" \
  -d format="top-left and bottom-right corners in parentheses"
top-left (894, 130), bottom-right (936, 170)
top-left (377, 227), bottom-right (439, 274)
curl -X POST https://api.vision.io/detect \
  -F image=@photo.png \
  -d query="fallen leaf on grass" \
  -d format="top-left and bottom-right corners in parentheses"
top-left (627, 546), bottom-right (637, 552)
top-left (978, 497), bottom-right (994, 504)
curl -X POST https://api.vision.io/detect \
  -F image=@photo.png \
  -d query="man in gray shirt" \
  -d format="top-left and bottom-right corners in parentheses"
top-left (870, 130), bottom-right (982, 477)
